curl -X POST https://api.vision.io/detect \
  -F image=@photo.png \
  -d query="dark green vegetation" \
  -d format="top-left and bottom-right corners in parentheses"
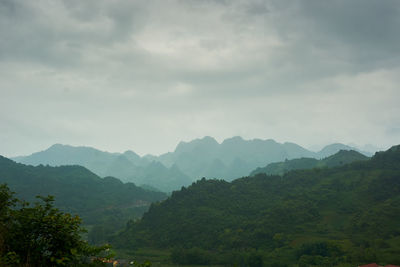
top-left (251, 150), bottom-right (369, 176)
top-left (14, 138), bottom-right (369, 191)
top-left (113, 145), bottom-right (400, 266)
top-left (0, 156), bottom-right (166, 245)
top-left (0, 184), bottom-right (112, 266)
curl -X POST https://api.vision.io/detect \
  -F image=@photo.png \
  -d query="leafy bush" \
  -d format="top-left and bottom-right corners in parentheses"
top-left (0, 184), bottom-right (112, 266)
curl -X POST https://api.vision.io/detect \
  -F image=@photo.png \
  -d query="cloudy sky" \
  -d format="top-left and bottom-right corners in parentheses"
top-left (1, 0), bottom-right (399, 157)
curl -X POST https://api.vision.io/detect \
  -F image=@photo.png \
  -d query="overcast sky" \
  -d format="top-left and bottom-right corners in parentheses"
top-left (1, 0), bottom-right (399, 157)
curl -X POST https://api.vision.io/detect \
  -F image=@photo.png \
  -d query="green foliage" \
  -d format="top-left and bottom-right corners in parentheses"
top-left (171, 247), bottom-right (212, 265)
top-left (0, 184), bottom-right (113, 266)
top-left (113, 145), bottom-right (400, 266)
top-left (296, 241), bottom-right (344, 265)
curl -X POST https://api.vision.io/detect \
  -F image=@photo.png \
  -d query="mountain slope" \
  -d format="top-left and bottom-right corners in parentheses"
top-left (13, 144), bottom-right (192, 192)
top-left (322, 149), bottom-right (369, 167)
top-left (0, 155), bottom-right (167, 244)
top-left (112, 145), bottom-right (400, 266)
top-left (157, 136), bottom-right (364, 181)
top-left (14, 144), bottom-right (120, 177)
top-left (251, 149), bottom-right (369, 176)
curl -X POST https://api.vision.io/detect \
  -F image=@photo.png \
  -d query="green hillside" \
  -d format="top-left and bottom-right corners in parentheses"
top-left (112, 146), bottom-right (400, 266)
top-left (0, 156), bottom-right (167, 245)
top-left (13, 144), bottom-right (192, 192)
top-left (251, 150), bottom-right (369, 176)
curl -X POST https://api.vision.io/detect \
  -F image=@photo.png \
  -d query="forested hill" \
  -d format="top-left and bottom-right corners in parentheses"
top-left (0, 155), bottom-right (167, 244)
top-left (250, 149), bottom-right (369, 176)
top-left (12, 144), bottom-right (192, 192)
top-left (113, 145), bottom-right (400, 266)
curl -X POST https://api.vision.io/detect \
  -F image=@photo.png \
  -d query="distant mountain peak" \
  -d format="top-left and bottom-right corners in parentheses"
top-left (48, 143), bottom-right (69, 150)
top-left (221, 136), bottom-right (248, 147)
top-left (175, 136), bottom-right (219, 153)
top-left (49, 143), bottom-right (89, 149)
top-left (50, 143), bottom-right (65, 148)
top-left (283, 142), bottom-right (302, 146)
top-left (123, 150), bottom-right (140, 160)
top-left (222, 136), bottom-right (244, 142)
top-left (320, 143), bottom-right (351, 150)
top-left (317, 143), bottom-right (356, 159)
top-left (46, 143), bottom-right (101, 153)
top-left (202, 136), bottom-right (218, 142)
top-left (123, 150), bottom-right (139, 155)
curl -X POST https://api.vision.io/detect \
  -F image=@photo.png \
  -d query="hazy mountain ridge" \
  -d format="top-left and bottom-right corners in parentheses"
top-left (13, 137), bottom-right (370, 190)
top-left (251, 149), bottom-right (370, 176)
top-left (156, 136), bottom-right (369, 181)
top-left (13, 144), bottom-right (191, 192)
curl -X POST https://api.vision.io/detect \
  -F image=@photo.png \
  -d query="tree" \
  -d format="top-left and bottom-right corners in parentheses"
top-left (0, 184), bottom-right (112, 266)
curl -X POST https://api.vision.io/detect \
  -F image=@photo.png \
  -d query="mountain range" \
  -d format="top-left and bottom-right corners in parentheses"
top-left (112, 145), bottom-right (400, 266)
top-left (12, 144), bottom-right (192, 192)
top-left (13, 136), bottom-right (371, 191)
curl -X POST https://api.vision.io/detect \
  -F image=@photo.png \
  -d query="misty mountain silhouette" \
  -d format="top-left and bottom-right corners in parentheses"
top-left (13, 137), bottom-right (369, 191)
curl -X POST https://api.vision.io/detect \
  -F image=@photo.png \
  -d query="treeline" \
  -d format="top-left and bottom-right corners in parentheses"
top-left (112, 146), bottom-right (400, 266)
top-left (250, 149), bottom-right (369, 176)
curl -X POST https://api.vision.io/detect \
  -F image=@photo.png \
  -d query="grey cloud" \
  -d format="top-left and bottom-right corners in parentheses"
top-left (60, 0), bottom-right (104, 22)
top-left (0, 0), bottom-right (399, 157)
top-left (244, 1), bottom-right (269, 16)
top-left (387, 127), bottom-right (400, 135)
top-left (294, 0), bottom-right (400, 67)
top-left (0, 0), bottom-right (149, 68)
top-left (299, 0), bottom-right (400, 45)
